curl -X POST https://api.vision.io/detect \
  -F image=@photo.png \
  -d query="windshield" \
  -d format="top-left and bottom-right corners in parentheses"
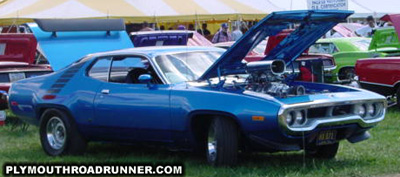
top-left (252, 40), bottom-right (268, 54)
top-left (308, 43), bottom-right (338, 54)
top-left (155, 51), bottom-right (224, 83)
top-left (309, 39), bottom-right (371, 54)
top-left (351, 39), bottom-right (371, 51)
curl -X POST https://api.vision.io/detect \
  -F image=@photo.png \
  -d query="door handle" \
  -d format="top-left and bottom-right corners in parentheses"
top-left (101, 89), bottom-right (110, 94)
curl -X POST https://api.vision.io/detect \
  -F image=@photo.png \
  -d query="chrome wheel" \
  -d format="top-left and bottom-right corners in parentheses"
top-left (207, 124), bottom-right (217, 163)
top-left (46, 117), bottom-right (66, 150)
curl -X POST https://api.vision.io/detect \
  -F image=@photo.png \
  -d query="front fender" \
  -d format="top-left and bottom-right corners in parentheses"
top-left (170, 86), bottom-right (282, 135)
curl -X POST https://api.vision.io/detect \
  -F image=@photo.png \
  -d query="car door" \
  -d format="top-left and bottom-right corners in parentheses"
top-left (89, 55), bottom-right (171, 142)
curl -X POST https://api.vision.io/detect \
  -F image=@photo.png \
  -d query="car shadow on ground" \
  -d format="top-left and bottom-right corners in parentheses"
top-left (81, 142), bottom-right (369, 170)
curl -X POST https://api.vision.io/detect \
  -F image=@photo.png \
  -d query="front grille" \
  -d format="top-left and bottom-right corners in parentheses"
top-left (308, 107), bottom-right (328, 118)
top-left (332, 105), bottom-right (352, 116)
top-left (307, 104), bottom-right (353, 118)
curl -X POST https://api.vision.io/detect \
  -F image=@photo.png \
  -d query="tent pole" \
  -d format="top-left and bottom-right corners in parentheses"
top-left (195, 11), bottom-right (201, 34)
top-left (7, 10), bottom-right (19, 33)
top-left (290, 0), bottom-right (293, 10)
top-left (154, 13), bottom-right (159, 30)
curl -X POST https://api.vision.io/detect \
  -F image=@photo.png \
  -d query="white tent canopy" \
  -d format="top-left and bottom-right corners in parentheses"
top-left (0, 0), bottom-right (398, 25)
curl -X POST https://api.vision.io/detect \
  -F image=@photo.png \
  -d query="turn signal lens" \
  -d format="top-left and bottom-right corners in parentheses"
top-left (374, 102), bottom-right (384, 116)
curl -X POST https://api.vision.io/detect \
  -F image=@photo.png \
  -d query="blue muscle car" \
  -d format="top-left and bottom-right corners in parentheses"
top-left (6, 10), bottom-right (386, 166)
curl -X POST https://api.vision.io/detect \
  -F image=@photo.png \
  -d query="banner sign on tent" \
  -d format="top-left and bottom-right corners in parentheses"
top-left (307, 0), bottom-right (348, 10)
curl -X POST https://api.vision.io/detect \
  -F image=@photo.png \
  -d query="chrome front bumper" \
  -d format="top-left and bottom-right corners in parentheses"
top-left (278, 97), bottom-right (387, 136)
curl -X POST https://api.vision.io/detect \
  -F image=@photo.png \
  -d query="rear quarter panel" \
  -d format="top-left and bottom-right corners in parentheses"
top-left (9, 61), bottom-right (101, 127)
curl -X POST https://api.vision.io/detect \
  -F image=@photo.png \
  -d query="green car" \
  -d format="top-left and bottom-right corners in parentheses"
top-left (309, 27), bottom-right (400, 83)
top-left (369, 27), bottom-right (400, 55)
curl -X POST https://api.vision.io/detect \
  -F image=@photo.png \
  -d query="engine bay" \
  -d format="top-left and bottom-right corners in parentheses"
top-left (244, 60), bottom-right (309, 98)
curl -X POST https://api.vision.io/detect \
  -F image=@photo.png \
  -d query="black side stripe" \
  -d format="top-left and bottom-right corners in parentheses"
top-left (45, 63), bottom-right (85, 94)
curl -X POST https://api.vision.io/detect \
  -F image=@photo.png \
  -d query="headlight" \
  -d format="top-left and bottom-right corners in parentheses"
top-left (366, 104), bottom-right (375, 116)
top-left (295, 111), bottom-right (306, 125)
top-left (355, 104), bottom-right (366, 117)
top-left (285, 112), bottom-right (294, 125)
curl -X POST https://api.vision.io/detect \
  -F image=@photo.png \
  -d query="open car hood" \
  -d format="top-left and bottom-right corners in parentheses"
top-left (333, 23), bottom-right (363, 37)
top-left (381, 14), bottom-right (400, 41)
top-left (199, 10), bottom-right (353, 81)
top-left (27, 19), bottom-right (133, 71)
top-left (0, 34), bottom-right (37, 64)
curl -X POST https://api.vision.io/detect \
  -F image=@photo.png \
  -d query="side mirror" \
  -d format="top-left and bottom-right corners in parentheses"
top-left (138, 74), bottom-right (152, 86)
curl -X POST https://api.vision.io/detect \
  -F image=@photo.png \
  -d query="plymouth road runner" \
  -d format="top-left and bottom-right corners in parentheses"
top-left (5, 11), bottom-right (386, 166)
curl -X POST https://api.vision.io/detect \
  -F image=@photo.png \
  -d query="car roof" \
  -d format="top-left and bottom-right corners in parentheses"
top-left (88, 46), bottom-right (226, 59)
top-left (130, 30), bottom-right (196, 36)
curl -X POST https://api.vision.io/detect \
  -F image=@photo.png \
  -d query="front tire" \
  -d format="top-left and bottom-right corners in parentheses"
top-left (39, 109), bottom-right (87, 156)
top-left (339, 67), bottom-right (355, 81)
top-left (306, 143), bottom-right (339, 159)
top-left (207, 117), bottom-right (238, 166)
top-left (396, 87), bottom-right (400, 109)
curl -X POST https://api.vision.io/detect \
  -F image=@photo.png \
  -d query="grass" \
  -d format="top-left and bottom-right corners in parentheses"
top-left (1, 109), bottom-right (400, 177)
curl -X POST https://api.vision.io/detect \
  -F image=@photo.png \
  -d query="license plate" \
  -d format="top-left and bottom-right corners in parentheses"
top-left (316, 130), bottom-right (337, 145)
top-left (9, 73), bottom-right (25, 82)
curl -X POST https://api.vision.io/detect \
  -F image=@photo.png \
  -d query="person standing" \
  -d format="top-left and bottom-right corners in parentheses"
top-left (355, 16), bottom-right (377, 37)
top-left (231, 25), bottom-right (243, 41)
top-left (177, 25), bottom-right (186, 30)
top-left (211, 23), bottom-right (232, 43)
top-left (197, 23), bottom-right (211, 36)
top-left (140, 21), bottom-right (154, 31)
top-left (188, 24), bottom-right (195, 31)
top-left (160, 25), bottom-right (165, 30)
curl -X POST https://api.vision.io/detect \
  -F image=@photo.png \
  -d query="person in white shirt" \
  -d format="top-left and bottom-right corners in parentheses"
top-left (231, 25), bottom-right (243, 41)
top-left (325, 29), bottom-right (344, 38)
top-left (355, 16), bottom-right (377, 37)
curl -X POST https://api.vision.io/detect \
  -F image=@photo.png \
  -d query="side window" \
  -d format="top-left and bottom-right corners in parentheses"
top-left (309, 43), bottom-right (338, 54)
top-left (88, 57), bottom-right (112, 81)
top-left (109, 56), bottom-right (149, 83)
top-left (88, 55), bottom-right (162, 84)
top-left (330, 43), bottom-right (339, 53)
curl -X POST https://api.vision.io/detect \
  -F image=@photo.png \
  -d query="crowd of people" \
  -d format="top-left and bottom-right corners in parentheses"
top-left (137, 15), bottom-right (391, 44)
top-left (138, 21), bottom-right (244, 43)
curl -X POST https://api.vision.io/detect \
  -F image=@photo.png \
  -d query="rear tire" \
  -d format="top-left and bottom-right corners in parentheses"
top-left (206, 117), bottom-right (238, 166)
top-left (306, 143), bottom-right (339, 159)
top-left (39, 108), bottom-right (87, 156)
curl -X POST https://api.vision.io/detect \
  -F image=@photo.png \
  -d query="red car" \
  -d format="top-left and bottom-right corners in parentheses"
top-left (355, 14), bottom-right (400, 107)
top-left (0, 33), bottom-right (52, 93)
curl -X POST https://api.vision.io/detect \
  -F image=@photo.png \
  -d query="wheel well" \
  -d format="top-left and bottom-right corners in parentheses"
top-left (36, 105), bottom-right (73, 121)
top-left (338, 66), bottom-right (355, 80)
top-left (394, 83), bottom-right (400, 95)
top-left (338, 66), bottom-right (354, 73)
top-left (190, 112), bottom-right (242, 148)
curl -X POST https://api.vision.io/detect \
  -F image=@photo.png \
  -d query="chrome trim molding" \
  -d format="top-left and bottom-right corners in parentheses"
top-left (359, 80), bottom-right (394, 88)
top-left (278, 97), bottom-right (387, 135)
